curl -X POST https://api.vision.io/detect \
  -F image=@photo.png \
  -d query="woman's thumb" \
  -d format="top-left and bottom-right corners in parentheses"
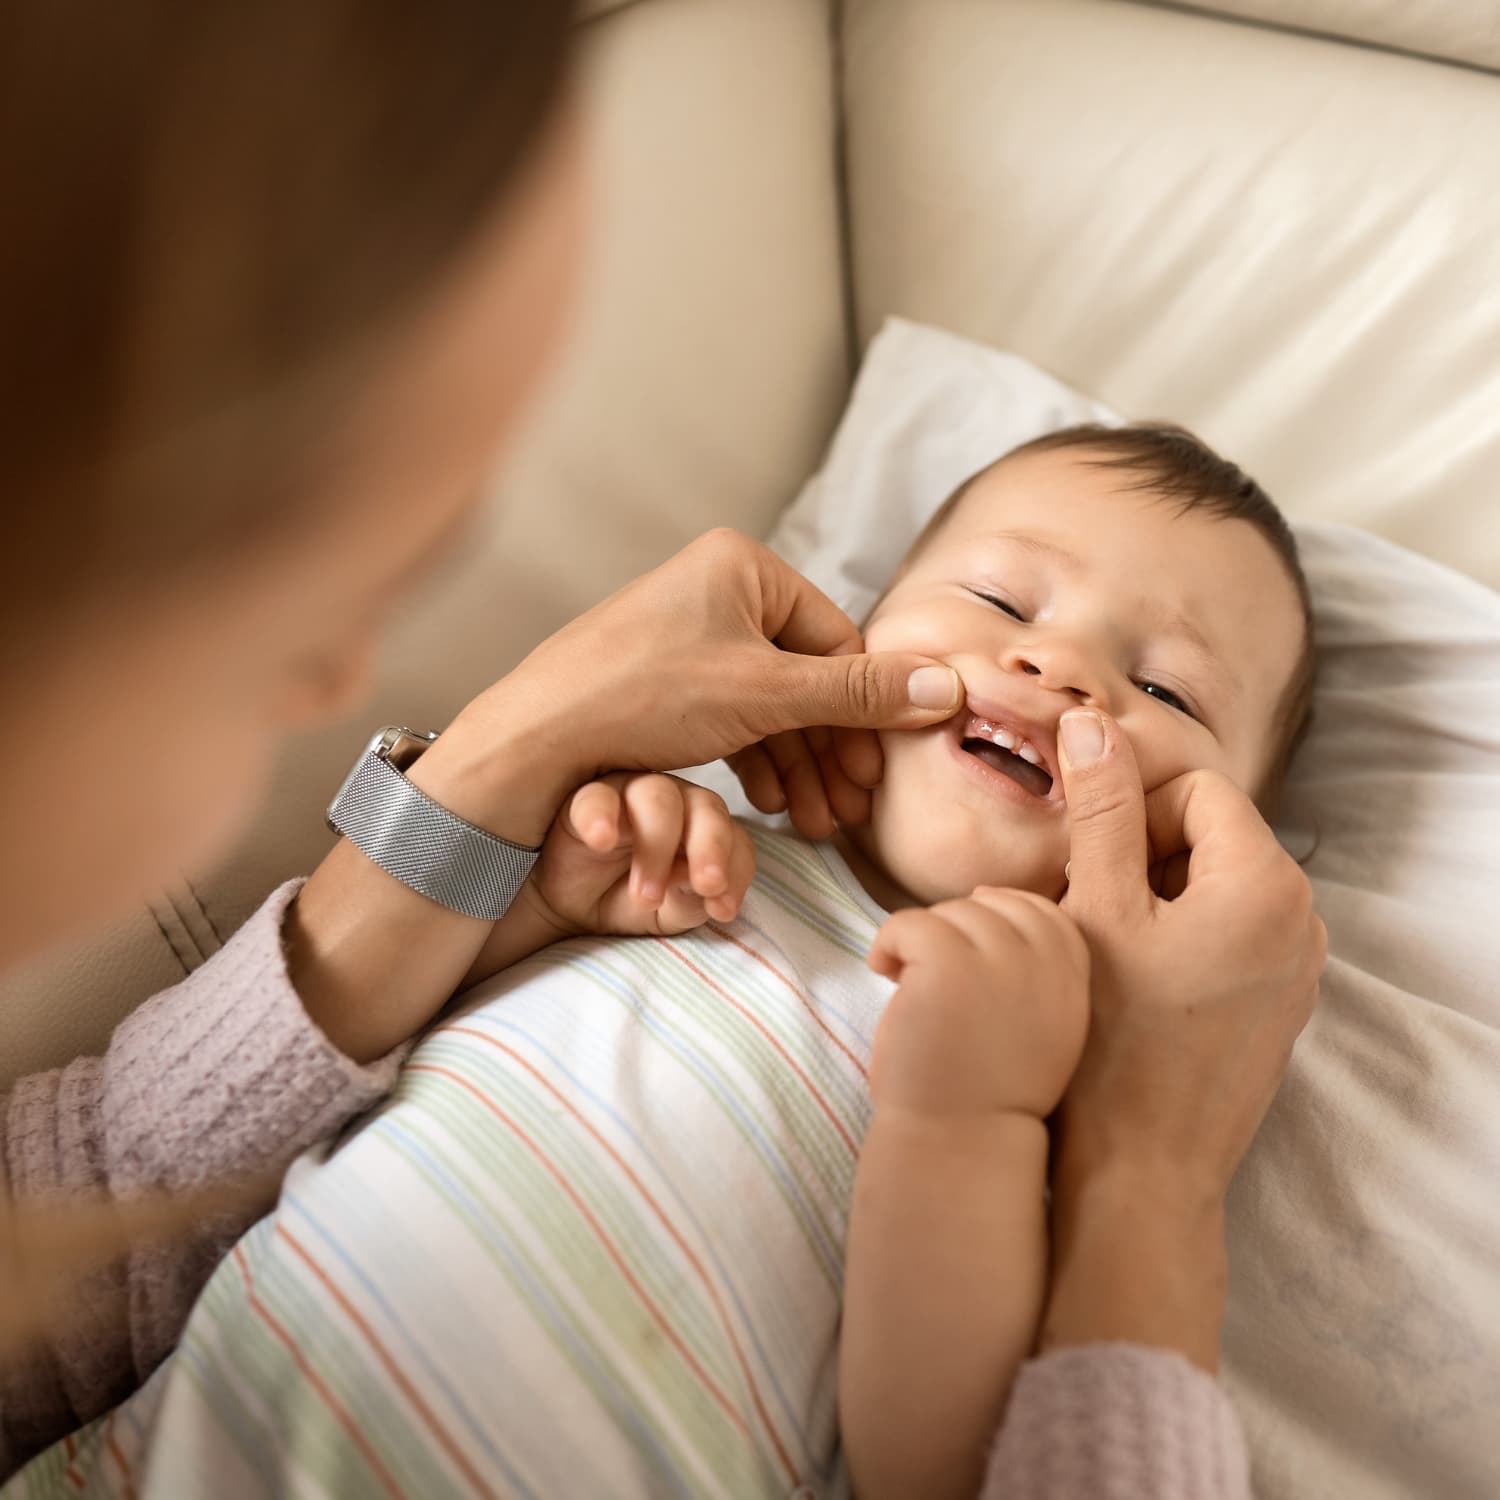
top-left (771, 651), bottom-right (963, 732)
top-left (1057, 710), bottom-right (1151, 920)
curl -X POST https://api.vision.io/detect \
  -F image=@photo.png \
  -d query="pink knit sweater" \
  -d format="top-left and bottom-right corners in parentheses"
top-left (0, 882), bottom-right (1252, 1495)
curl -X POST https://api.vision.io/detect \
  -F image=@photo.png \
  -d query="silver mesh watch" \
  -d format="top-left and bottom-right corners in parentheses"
top-left (325, 726), bottom-right (540, 921)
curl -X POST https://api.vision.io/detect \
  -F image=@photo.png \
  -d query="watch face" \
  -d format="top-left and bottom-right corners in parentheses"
top-left (380, 726), bottom-right (439, 773)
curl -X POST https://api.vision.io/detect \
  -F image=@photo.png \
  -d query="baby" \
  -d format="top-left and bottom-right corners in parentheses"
top-left (35, 424), bottom-right (1314, 1500)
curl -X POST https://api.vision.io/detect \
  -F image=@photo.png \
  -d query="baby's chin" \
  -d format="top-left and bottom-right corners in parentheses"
top-left (844, 820), bottom-right (1068, 909)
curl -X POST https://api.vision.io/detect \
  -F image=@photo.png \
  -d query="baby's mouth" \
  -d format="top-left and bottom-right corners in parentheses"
top-left (959, 716), bottom-right (1056, 799)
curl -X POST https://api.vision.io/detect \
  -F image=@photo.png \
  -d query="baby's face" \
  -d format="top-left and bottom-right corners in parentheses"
top-left (853, 447), bottom-right (1306, 905)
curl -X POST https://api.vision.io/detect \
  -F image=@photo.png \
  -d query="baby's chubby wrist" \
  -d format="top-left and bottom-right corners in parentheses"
top-left (860, 1106), bottom-right (1051, 1215)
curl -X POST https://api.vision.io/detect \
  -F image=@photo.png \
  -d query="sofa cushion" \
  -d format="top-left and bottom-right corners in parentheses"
top-left (843, 0), bottom-right (1500, 587)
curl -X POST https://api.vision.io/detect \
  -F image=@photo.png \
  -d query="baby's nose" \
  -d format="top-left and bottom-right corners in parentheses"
top-left (1003, 640), bottom-right (1098, 703)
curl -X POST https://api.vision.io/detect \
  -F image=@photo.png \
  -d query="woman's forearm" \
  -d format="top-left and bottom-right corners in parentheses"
top-left (840, 1109), bottom-right (1050, 1500)
top-left (286, 707), bottom-right (581, 1063)
top-left (1039, 1161), bottom-right (1228, 1374)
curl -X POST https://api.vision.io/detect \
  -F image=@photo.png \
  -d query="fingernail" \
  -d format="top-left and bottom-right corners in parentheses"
top-left (907, 665), bottom-right (960, 710)
top-left (1060, 711), bottom-right (1105, 767)
top-left (640, 880), bottom-right (662, 903)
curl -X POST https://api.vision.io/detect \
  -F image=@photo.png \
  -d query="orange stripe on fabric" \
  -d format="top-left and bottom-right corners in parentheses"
top-left (447, 1025), bottom-right (800, 1485)
top-left (102, 1413), bottom-right (136, 1500)
top-left (654, 938), bottom-right (858, 1157)
top-left (232, 1244), bottom-right (408, 1500)
top-left (404, 1062), bottom-right (759, 1452)
top-left (276, 1225), bottom-right (502, 1500)
top-left (706, 922), bottom-right (869, 1081)
top-left (62, 1431), bottom-right (84, 1490)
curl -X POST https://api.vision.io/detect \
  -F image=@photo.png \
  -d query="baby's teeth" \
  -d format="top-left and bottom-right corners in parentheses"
top-left (994, 729), bottom-right (1016, 749)
top-left (1017, 743), bottom-right (1042, 766)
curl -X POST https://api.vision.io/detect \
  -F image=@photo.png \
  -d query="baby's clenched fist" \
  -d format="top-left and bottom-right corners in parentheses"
top-left (867, 888), bottom-right (1090, 1121)
top-left (520, 772), bottom-right (756, 940)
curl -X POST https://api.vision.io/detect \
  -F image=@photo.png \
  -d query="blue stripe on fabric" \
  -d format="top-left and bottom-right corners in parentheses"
top-left (297, 1118), bottom-right (706, 1500)
top-left (724, 911), bottom-right (875, 1052)
top-left (564, 950), bottom-right (845, 1285)
top-left (465, 1008), bottom-right (827, 1481)
top-left (747, 870), bottom-right (872, 964)
top-left (281, 1185), bottom-right (543, 1500)
top-left (175, 1329), bottom-right (289, 1497)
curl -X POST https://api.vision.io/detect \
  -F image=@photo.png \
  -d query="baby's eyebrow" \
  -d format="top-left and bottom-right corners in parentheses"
top-left (1144, 600), bottom-right (1242, 701)
top-left (986, 530), bottom-right (1086, 571)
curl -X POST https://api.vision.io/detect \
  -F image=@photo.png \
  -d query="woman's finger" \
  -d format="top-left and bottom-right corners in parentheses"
top-left (765, 730), bottom-right (834, 840)
top-left (725, 746), bottom-right (786, 814)
top-left (622, 775), bottom-right (686, 907)
top-left (1055, 710), bottom-right (1153, 926)
top-left (834, 725), bottom-right (884, 792)
top-left (807, 725), bottom-right (870, 827)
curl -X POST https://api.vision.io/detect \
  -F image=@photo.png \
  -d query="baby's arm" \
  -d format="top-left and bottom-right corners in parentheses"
top-left (840, 888), bottom-right (1090, 1500)
top-left (841, 1106), bottom-right (1049, 1499)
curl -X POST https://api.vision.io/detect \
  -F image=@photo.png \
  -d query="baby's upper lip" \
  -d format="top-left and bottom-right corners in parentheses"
top-left (955, 692), bottom-right (1065, 802)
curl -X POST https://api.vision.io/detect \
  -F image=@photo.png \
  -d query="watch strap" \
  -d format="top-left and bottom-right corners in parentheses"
top-left (329, 750), bottom-right (540, 921)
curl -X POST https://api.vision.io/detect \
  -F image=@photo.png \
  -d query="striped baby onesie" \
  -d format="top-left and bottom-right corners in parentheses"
top-left (13, 825), bottom-right (894, 1500)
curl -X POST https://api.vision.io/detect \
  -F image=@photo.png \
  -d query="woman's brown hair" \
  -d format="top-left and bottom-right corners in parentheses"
top-left (1, 0), bottom-right (574, 608)
top-left (0, 0), bottom-right (573, 1359)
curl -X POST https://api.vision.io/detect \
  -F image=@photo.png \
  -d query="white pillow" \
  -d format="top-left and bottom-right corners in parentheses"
top-left (765, 319), bottom-right (1500, 1500)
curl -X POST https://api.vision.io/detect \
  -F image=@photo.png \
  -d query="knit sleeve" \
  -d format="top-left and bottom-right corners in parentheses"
top-left (0, 879), bottom-right (404, 1476)
top-left (980, 1344), bottom-right (1253, 1500)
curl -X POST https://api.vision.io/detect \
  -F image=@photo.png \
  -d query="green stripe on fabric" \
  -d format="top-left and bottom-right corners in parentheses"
top-left (406, 1038), bottom-right (742, 1399)
top-left (524, 943), bottom-right (849, 1289)
top-left (747, 830), bottom-right (879, 953)
top-left (375, 1094), bottom-right (760, 1497)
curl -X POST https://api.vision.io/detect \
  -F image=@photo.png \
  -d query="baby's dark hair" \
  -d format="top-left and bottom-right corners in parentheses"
top-left (910, 422), bottom-right (1317, 808)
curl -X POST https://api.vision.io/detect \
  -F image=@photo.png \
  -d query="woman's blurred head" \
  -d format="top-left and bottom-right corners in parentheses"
top-left (0, 2), bottom-right (583, 965)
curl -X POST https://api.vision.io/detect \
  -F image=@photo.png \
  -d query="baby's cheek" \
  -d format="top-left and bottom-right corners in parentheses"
top-left (862, 607), bottom-right (954, 662)
top-left (1121, 712), bottom-right (1245, 800)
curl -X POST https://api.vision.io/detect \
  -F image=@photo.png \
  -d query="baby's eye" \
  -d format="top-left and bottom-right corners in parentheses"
top-left (1138, 681), bottom-right (1195, 719)
top-left (967, 587), bottom-right (1024, 622)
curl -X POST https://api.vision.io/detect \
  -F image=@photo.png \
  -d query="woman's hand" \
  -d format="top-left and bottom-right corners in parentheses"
top-left (294, 531), bottom-right (960, 1063)
top-left (868, 887), bottom-right (1090, 1122)
top-left (408, 528), bottom-right (964, 846)
top-left (1052, 709), bottom-right (1325, 1200)
top-left (1039, 708), bottom-right (1327, 1371)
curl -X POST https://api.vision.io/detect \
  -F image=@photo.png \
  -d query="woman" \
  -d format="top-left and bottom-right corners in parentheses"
top-left (0, 1), bottom-right (1323, 1492)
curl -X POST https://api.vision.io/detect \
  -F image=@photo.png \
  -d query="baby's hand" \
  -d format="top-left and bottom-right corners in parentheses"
top-left (868, 888), bottom-right (1090, 1121)
top-left (524, 772), bottom-right (755, 939)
